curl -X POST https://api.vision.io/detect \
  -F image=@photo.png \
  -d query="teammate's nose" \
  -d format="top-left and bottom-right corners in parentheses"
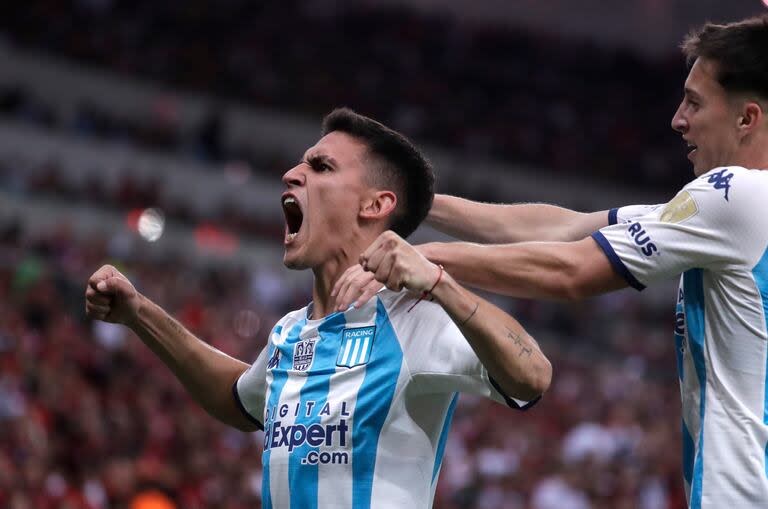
top-left (671, 102), bottom-right (688, 134)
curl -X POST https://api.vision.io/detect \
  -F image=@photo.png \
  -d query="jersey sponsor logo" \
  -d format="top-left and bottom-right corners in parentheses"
top-left (705, 168), bottom-right (733, 201)
top-left (293, 337), bottom-right (317, 371)
top-left (263, 400), bottom-right (352, 465)
top-left (337, 326), bottom-right (376, 368)
top-left (660, 191), bottom-right (698, 224)
top-left (626, 221), bottom-right (659, 257)
top-left (267, 348), bottom-right (281, 370)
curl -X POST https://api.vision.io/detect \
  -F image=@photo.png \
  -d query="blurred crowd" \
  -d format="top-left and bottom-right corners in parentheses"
top-left (0, 221), bottom-right (687, 508)
top-left (0, 153), bottom-right (285, 242)
top-left (0, 0), bottom-right (692, 191)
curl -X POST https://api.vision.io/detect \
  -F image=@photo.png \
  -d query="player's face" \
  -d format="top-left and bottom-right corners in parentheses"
top-left (671, 58), bottom-right (742, 176)
top-left (280, 132), bottom-right (370, 270)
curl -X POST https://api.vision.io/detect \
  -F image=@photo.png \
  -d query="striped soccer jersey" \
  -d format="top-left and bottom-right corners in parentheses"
top-left (235, 289), bottom-right (532, 508)
top-left (593, 166), bottom-right (768, 507)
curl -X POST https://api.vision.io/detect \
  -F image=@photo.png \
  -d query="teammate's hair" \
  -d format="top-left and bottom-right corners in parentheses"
top-left (321, 108), bottom-right (434, 239)
top-left (681, 15), bottom-right (768, 100)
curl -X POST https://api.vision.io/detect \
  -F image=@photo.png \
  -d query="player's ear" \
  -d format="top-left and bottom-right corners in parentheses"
top-left (359, 190), bottom-right (397, 221)
top-left (736, 100), bottom-right (763, 139)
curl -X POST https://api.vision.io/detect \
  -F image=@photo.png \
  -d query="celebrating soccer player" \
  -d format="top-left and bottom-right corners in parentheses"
top-left (332, 15), bottom-right (768, 507)
top-left (84, 108), bottom-right (551, 508)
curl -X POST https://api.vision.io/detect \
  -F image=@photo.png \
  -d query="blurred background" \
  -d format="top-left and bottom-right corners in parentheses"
top-left (1, 1), bottom-right (766, 508)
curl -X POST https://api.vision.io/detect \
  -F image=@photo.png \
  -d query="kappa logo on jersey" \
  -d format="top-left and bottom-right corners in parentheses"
top-left (626, 221), bottom-right (659, 257)
top-left (706, 168), bottom-right (733, 201)
top-left (336, 326), bottom-right (376, 368)
top-left (267, 348), bottom-right (280, 370)
top-left (293, 338), bottom-right (317, 371)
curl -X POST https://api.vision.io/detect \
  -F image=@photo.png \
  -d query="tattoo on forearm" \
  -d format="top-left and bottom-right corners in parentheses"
top-left (506, 327), bottom-right (533, 358)
top-left (166, 316), bottom-right (186, 336)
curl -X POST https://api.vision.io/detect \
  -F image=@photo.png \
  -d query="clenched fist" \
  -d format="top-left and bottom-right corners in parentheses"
top-left (85, 265), bottom-right (142, 325)
top-left (358, 231), bottom-right (441, 294)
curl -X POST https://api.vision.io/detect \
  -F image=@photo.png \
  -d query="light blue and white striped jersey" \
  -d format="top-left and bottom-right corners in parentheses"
top-left (594, 166), bottom-right (768, 508)
top-left (234, 288), bottom-right (533, 509)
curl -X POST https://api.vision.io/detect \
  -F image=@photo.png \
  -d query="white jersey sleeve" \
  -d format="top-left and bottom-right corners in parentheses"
top-left (384, 293), bottom-right (537, 410)
top-left (594, 167), bottom-right (758, 289)
top-left (608, 204), bottom-right (663, 225)
top-left (233, 341), bottom-right (270, 429)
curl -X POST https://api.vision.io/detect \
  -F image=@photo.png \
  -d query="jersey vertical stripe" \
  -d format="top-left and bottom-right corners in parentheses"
top-left (683, 269), bottom-right (707, 509)
top-left (264, 319), bottom-right (306, 509)
top-left (751, 247), bottom-right (768, 479)
top-left (288, 313), bottom-right (347, 508)
top-left (351, 298), bottom-right (403, 509)
top-left (432, 393), bottom-right (458, 483)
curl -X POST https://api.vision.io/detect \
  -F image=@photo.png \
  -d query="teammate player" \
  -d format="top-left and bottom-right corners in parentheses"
top-left (84, 108), bottom-right (551, 508)
top-left (332, 16), bottom-right (768, 507)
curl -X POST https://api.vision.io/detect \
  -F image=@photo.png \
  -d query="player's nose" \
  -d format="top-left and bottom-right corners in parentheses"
top-left (282, 164), bottom-right (305, 187)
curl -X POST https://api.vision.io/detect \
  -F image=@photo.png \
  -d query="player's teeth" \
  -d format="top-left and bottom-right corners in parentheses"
top-left (284, 197), bottom-right (296, 205)
top-left (287, 232), bottom-right (297, 240)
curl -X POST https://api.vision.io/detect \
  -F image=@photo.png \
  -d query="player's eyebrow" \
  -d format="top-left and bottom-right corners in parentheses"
top-left (684, 87), bottom-right (702, 101)
top-left (302, 153), bottom-right (339, 168)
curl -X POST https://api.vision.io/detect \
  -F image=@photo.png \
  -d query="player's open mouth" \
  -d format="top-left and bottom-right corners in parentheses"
top-left (282, 194), bottom-right (304, 244)
top-left (686, 142), bottom-right (697, 157)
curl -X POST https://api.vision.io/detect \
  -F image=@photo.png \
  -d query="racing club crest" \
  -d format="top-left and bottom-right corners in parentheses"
top-left (293, 338), bottom-right (317, 371)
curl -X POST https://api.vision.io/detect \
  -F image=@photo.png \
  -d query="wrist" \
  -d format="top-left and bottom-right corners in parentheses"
top-left (124, 293), bottom-right (147, 330)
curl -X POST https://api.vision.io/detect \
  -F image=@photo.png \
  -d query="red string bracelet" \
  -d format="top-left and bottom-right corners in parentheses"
top-left (407, 264), bottom-right (444, 313)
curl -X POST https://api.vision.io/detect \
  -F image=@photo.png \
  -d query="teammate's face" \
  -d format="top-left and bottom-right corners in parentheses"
top-left (671, 58), bottom-right (742, 176)
top-left (280, 132), bottom-right (370, 269)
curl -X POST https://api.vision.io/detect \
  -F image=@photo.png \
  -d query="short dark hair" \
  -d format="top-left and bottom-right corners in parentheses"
top-left (681, 15), bottom-right (768, 100)
top-left (321, 108), bottom-right (434, 238)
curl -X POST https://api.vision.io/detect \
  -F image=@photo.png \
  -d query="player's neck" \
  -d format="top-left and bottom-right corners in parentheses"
top-left (738, 135), bottom-right (768, 170)
top-left (309, 233), bottom-right (374, 319)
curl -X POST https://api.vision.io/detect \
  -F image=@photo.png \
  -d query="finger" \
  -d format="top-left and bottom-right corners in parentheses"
top-left (336, 271), bottom-right (377, 311)
top-left (384, 267), bottom-right (404, 292)
top-left (86, 289), bottom-right (112, 307)
top-left (360, 231), bottom-right (394, 267)
top-left (372, 252), bottom-right (395, 285)
top-left (331, 264), bottom-right (363, 298)
top-left (88, 264), bottom-right (118, 288)
top-left (95, 276), bottom-right (130, 297)
top-left (353, 280), bottom-right (385, 308)
top-left (86, 302), bottom-right (112, 316)
top-left (363, 243), bottom-right (390, 275)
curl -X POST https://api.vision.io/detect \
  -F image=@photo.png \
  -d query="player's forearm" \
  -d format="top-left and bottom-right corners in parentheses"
top-left (431, 273), bottom-right (551, 400)
top-left (421, 240), bottom-right (604, 301)
top-left (427, 194), bottom-right (609, 243)
top-left (127, 295), bottom-right (256, 431)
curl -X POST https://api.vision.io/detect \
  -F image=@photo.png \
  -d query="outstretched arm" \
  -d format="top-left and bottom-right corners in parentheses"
top-left (427, 194), bottom-right (611, 243)
top-left (419, 237), bottom-right (628, 301)
top-left (85, 265), bottom-right (259, 431)
top-left (359, 231), bottom-right (552, 401)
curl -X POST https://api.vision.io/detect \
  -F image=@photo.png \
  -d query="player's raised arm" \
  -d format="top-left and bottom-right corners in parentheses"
top-left (427, 193), bottom-right (612, 243)
top-left (359, 231), bottom-right (552, 400)
top-left (85, 264), bottom-right (259, 431)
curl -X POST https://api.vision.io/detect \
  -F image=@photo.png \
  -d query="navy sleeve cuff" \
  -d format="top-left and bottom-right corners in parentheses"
top-left (608, 208), bottom-right (619, 225)
top-left (590, 232), bottom-right (645, 291)
top-left (232, 379), bottom-right (264, 430)
top-left (489, 376), bottom-right (541, 411)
